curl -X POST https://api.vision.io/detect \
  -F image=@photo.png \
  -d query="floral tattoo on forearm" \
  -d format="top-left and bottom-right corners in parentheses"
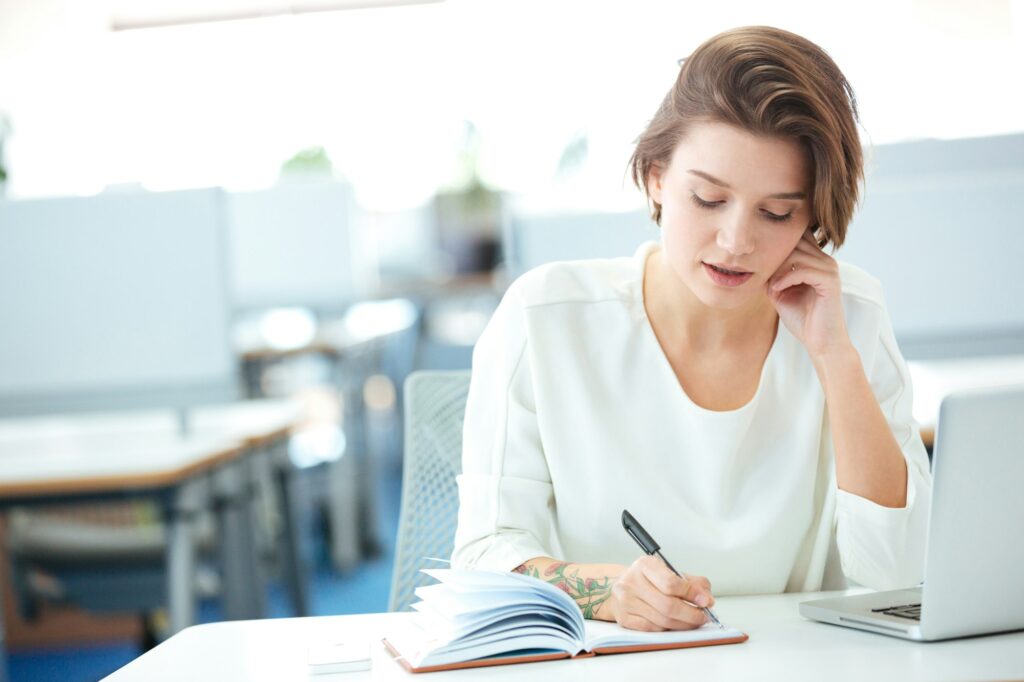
top-left (514, 561), bottom-right (615, 619)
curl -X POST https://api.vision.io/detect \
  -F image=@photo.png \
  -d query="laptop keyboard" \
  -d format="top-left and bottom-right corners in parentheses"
top-left (871, 603), bottom-right (922, 621)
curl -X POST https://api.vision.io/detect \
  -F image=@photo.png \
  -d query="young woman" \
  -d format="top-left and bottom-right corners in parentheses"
top-left (451, 25), bottom-right (931, 633)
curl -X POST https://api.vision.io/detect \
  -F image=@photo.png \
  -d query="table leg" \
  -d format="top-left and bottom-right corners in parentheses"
top-left (326, 451), bottom-right (361, 572)
top-left (0, 579), bottom-right (7, 682)
top-left (273, 441), bottom-right (309, 616)
top-left (242, 357), bottom-right (266, 399)
top-left (165, 480), bottom-right (203, 634)
top-left (337, 350), bottom-right (381, 559)
top-left (0, 616), bottom-right (7, 682)
top-left (214, 459), bottom-right (266, 620)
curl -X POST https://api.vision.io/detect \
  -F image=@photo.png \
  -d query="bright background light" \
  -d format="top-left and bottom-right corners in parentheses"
top-left (1, 0), bottom-right (1022, 210)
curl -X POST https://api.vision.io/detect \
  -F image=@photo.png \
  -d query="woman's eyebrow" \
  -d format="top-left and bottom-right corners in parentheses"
top-left (686, 169), bottom-right (807, 200)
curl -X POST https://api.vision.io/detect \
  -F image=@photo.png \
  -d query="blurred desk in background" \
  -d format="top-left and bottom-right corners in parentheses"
top-left (233, 298), bottom-right (423, 573)
top-left (909, 355), bottom-right (1024, 450)
top-left (0, 427), bottom-right (245, 645)
top-left (0, 400), bottom-right (307, 667)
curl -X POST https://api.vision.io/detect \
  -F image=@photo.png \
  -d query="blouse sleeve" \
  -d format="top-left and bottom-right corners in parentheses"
top-left (449, 279), bottom-right (557, 571)
top-left (833, 293), bottom-right (933, 591)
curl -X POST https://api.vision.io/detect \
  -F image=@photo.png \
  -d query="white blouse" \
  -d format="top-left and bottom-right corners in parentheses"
top-left (451, 240), bottom-right (932, 594)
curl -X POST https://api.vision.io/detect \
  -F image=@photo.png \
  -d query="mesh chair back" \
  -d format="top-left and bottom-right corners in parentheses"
top-left (388, 370), bottom-right (471, 612)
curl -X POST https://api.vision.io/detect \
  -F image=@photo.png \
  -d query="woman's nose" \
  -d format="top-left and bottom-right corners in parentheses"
top-left (716, 214), bottom-right (756, 255)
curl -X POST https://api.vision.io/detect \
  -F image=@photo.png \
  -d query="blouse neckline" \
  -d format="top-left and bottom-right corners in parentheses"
top-left (629, 240), bottom-right (786, 416)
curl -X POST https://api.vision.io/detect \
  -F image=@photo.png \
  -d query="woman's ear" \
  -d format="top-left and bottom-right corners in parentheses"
top-left (648, 164), bottom-right (665, 205)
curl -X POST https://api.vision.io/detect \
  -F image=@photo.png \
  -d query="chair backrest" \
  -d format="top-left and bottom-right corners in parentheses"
top-left (388, 370), bottom-right (471, 612)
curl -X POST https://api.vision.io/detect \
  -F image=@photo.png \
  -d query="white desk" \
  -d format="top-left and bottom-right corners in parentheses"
top-left (101, 590), bottom-right (1024, 682)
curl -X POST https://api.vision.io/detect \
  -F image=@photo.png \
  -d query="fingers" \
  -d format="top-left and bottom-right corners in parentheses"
top-left (615, 583), bottom-right (708, 630)
top-left (616, 612), bottom-right (673, 632)
top-left (684, 573), bottom-right (714, 605)
top-left (638, 557), bottom-right (711, 606)
top-left (767, 247), bottom-right (838, 294)
top-left (768, 240), bottom-right (831, 281)
top-left (611, 557), bottom-right (714, 631)
top-left (768, 266), bottom-right (827, 295)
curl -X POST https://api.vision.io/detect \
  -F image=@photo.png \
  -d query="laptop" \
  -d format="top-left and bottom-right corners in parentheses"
top-left (799, 383), bottom-right (1024, 641)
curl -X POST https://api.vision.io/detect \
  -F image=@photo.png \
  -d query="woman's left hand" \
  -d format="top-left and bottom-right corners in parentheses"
top-left (766, 229), bottom-right (852, 361)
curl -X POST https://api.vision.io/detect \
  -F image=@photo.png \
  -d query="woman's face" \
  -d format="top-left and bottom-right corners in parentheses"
top-left (649, 120), bottom-right (814, 311)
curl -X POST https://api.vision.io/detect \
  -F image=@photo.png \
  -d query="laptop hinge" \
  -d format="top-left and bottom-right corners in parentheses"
top-left (838, 616), bottom-right (911, 634)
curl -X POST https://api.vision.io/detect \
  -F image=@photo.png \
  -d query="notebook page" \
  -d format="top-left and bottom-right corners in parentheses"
top-left (583, 619), bottom-right (746, 651)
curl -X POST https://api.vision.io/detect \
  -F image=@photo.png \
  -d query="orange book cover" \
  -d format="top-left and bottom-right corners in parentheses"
top-left (382, 568), bottom-right (748, 673)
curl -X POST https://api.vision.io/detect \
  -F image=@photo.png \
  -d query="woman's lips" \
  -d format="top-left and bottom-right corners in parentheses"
top-left (702, 262), bottom-right (754, 287)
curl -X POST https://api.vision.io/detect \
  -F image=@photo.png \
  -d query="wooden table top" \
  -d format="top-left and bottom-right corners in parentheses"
top-left (0, 399), bottom-right (304, 499)
top-left (0, 434), bottom-right (244, 498)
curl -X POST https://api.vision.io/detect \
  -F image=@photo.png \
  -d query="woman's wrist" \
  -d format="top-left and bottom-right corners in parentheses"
top-left (810, 340), bottom-right (860, 382)
top-left (513, 558), bottom-right (626, 620)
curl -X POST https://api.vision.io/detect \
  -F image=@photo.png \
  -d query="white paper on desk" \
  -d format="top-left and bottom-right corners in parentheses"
top-left (307, 641), bottom-right (371, 674)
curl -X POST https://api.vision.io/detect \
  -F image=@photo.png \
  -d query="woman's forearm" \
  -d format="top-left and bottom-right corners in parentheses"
top-left (513, 556), bottom-right (625, 620)
top-left (814, 344), bottom-right (909, 508)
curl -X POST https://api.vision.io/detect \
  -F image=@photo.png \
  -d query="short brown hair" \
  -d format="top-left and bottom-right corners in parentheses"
top-left (628, 26), bottom-right (864, 249)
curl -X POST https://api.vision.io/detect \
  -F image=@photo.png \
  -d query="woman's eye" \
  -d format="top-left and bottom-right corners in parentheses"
top-left (689, 193), bottom-right (722, 209)
top-left (764, 211), bottom-right (793, 223)
top-left (689, 192), bottom-right (792, 223)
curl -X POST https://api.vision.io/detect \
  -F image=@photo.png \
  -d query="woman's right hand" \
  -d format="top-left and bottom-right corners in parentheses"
top-left (603, 556), bottom-right (716, 631)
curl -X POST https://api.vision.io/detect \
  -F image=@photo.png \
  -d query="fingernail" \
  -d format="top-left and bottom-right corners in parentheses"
top-left (696, 594), bottom-right (709, 607)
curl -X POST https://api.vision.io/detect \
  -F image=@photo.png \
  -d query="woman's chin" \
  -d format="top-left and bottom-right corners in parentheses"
top-left (689, 279), bottom-right (767, 311)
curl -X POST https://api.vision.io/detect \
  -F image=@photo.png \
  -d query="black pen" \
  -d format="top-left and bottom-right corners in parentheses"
top-left (621, 509), bottom-right (723, 628)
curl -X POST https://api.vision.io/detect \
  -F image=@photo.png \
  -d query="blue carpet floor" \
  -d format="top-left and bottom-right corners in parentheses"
top-left (7, 458), bottom-right (403, 682)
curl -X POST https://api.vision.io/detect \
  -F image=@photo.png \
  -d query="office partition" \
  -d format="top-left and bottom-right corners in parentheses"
top-left (841, 132), bottom-right (1024, 358)
top-left (226, 180), bottom-right (372, 312)
top-left (0, 188), bottom-right (237, 415)
top-left (502, 206), bottom-right (658, 279)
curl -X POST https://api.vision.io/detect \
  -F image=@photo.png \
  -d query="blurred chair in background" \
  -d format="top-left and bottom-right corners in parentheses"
top-left (388, 371), bottom-right (470, 613)
top-left (5, 499), bottom-right (207, 650)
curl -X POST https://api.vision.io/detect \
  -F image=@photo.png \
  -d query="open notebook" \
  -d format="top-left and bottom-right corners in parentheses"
top-left (383, 568), bottom-right (748, 673)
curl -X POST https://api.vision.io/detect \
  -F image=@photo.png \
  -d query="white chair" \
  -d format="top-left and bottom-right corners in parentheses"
top-left (388, 370), bottom-right (471, 612)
